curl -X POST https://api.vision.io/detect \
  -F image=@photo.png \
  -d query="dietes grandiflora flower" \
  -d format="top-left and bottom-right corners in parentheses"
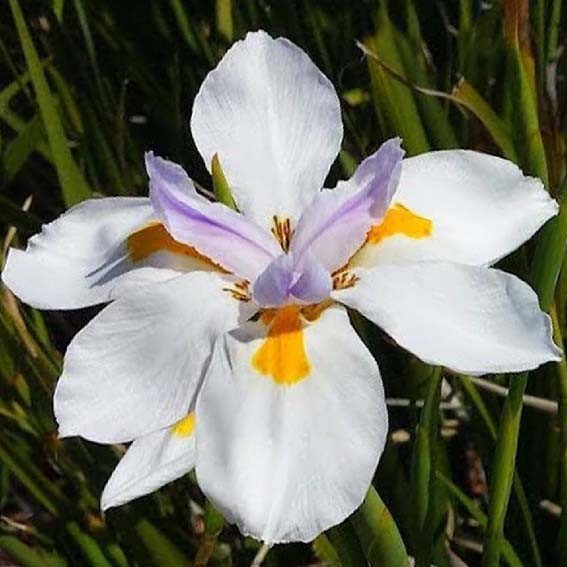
top-left (2, 30), bottom-right (561, 543)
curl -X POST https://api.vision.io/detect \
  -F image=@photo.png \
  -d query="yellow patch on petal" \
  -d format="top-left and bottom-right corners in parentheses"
top-left (127, 222), bottom-right (225, 271)
top-left (252, 306), bottom-right (310, 386)
top-left (171, 413), bottom-right (196, 438)
top-left (367, 204), bottom-right (432, 245)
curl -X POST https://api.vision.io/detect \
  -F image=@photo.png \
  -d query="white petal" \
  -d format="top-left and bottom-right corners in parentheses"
top-left (196, 305), bottom-right (387, 543)
top-left (354, 151), bottom-right (558, 269)
top-left (334, 263), bottom-right (561, 375)
top-left (55, 272), bottom-right (255, 444)
top-left (1, 198), bottom-right (196, 310)
top-left (101, 414), bottom-right (196, 510)
top-left (191, 31), bottom-right (343, 230)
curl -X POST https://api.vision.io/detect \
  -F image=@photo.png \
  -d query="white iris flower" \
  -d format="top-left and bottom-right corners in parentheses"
top-left (1, 30), bottom-right (561, 543)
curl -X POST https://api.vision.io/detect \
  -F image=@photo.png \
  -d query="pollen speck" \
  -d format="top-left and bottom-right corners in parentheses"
top-left (171, 413), bottom-right (196, 437)
top-left (252, 306), bottom-right (310, 385)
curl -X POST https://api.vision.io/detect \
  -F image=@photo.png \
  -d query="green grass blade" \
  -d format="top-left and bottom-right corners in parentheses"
top-left (8, 0), bottom-right (91, 206)
top-left (410, 366), bottom-right (443, 566)
top-left (134, 518), bottom-right (190, 567)
top-left (459, 376), bottom-right (542, 566)
top-left (483, 4), bottom-right (555, 563)
top-left (313, 534), bottom-right (343, 567)
top-left (65, 522), bottom-right (113, 567)
top-left (0, 535), bottom-right (67, 567)
top-left (216, 0), bottom-right (233, 41)
top-left (3, 114), bottom-right (46, 183)
top-left (327, 521), bottom-right (367, 567)
top-left (0, 435), bottom-right (67, 516)
top-left (350, 486), bottom-right (409, 567)
top-left (0, 194), bottom-right (41, 234)
top-left (364, 5), bottom-right (430, 155)
top-left (436, 473), bottom-right (524, 567)
top-left (52, 0), bottom-right (65, 23)
top-left (451, 80), bottom-right (518, 162)
top-left (531, 174), bottom-right (567, 310)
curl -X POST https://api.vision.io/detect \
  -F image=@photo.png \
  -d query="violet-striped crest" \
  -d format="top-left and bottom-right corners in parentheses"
top-left (1, 30), bottom-right (561, 543)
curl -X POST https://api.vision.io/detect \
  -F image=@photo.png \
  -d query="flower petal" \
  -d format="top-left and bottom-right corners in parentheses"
top-left (190, 30), bottom-right (343, 230)
top-left (290, 139), bottom-right (404, 273)
top-left (101, 414), bottom-right (196, 511)
top-left (1, 198), bottom-right (186, 309)
top-left (251, 254), bottom-right (295, 307)
top-left (353, 151), bottom-right (558, 269)
top-left (196, 305), bottom-right (387, 543)
top-left (147, 152), bottom-right (280, 281)
top-left (251, 252), bottom-right (331, 308)
top-left (55, 272), bottom-right (255, 444)
top-left (288, 253), bottom-right (332, 305)
top-left (334, 263), bottom-right (561, 375)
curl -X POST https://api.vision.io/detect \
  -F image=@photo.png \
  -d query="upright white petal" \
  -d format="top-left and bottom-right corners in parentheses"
top-left (1, 198), bottom-right (186, 309)
top-left (191, 31), bottom-right (343, 230)
top-left (101, 414), bottom-right (196, 511)
top-left (55, 272), bottom-right (255, 444)
top-left (196, 305), bottom-right (387, 543)
top-left (354, 151), bottom-right (558, 269)
top-left (334, 263), bottom-right (561, 375)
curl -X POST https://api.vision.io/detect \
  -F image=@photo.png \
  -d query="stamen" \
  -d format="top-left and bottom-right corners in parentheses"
top-left (223, 280), bottom-right (251, 302)
top-left (270, 215), bottom-right (294, 252)
top-left (332, 270), bottom-right (359, 290)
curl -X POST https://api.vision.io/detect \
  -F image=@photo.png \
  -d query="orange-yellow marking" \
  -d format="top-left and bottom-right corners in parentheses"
top-left (127, 222), bottom-right (224, 271)
top-left (171, 413), bottom-right (196, 437)
top-left (252, 306), bottom-right (310, 386)
top-left (367, 204), bottom-right (432, 245)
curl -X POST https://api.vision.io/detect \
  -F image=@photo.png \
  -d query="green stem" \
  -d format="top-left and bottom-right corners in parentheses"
top-left (411, 367), bottom-right (443, 533)
top-left (551, 305), bottom-right (567, 561)
top-left (460, 375), bottom-right (542, 566)
top-left (482, 371), bottom-right (528, 567)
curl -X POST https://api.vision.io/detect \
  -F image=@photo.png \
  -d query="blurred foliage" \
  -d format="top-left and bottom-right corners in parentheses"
top-left (0, 0), bottom-right (566, 565)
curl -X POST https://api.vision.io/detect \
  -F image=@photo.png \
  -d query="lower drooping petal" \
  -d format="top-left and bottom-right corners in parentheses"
top-left (101, 413), bottom-right (196, 511)
top-left (55, 272), bottom-right (256, 444)
top-left (147, 152), bottom-right (281, 282)
top-left (196, 305), bottom-right (387, 543)
top-left (353, 150), bottom-right (558, 269)
top-left (333, 263), bottom-right (561, 375)
top-left (289, 138), bottom-right (404, 273)
top-left (1, 198), bottom-right (182, 309)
